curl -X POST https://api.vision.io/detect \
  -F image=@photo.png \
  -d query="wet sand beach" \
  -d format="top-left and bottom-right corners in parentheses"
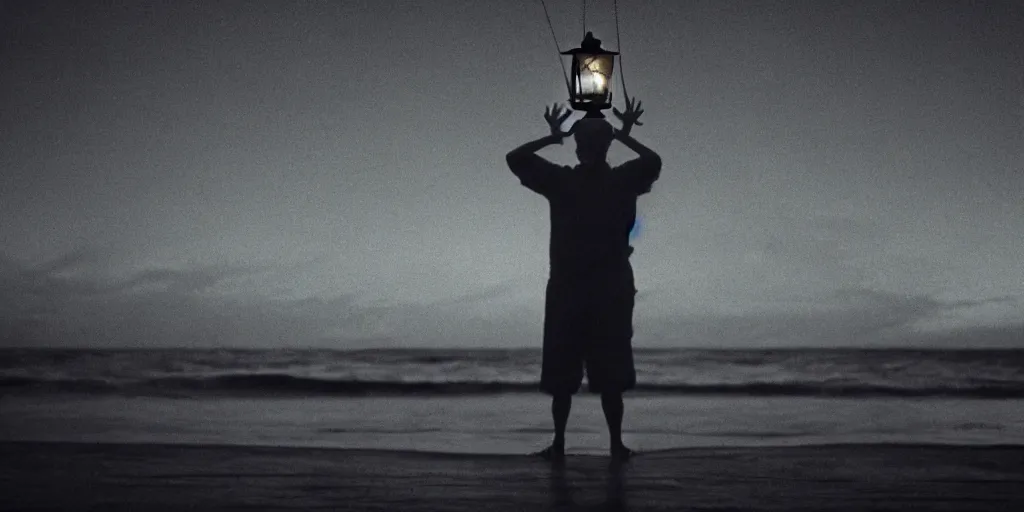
top-left (3, 441), bottom-right (1023, 511)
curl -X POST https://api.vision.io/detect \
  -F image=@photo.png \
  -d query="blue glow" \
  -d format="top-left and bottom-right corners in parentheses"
top-left (629, 214), bottom-right (642, 241)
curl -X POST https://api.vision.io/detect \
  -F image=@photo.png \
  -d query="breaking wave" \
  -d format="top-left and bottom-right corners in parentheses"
top-left (3, 374), bottom-right (1023, 399)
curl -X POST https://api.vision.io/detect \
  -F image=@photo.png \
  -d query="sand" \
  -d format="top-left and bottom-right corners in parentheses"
top-left (2, 441), bottom-right (1023, 511)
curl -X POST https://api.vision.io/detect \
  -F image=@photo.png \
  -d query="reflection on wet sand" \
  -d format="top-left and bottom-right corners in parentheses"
top-left (548, 458), bottom-right (629, 511)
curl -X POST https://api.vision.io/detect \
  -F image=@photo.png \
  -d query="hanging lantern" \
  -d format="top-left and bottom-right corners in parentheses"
top-left (561, 32), bottom-right (618, 118)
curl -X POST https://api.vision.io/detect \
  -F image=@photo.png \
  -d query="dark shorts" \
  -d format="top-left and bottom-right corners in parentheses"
top-left (540, 271), bottom-right (637, 395)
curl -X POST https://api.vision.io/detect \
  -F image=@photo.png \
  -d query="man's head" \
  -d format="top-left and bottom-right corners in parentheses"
top-left (572, 118), bottom-right (614, 166)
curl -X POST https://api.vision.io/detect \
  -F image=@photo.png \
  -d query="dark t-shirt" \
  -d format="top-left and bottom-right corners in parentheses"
top-left (508, 154), bottom-right (660, 282)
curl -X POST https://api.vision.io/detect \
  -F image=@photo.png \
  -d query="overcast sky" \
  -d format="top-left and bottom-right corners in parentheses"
top-left (2, 0), bottom-right (1021, 348)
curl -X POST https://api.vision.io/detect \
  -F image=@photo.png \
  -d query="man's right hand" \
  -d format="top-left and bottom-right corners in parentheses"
top-left (544, 103), bottom-right (574, 143)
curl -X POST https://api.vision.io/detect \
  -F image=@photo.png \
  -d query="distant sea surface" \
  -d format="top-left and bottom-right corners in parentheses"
top-left (3, 348), bottom-right (1024, 454)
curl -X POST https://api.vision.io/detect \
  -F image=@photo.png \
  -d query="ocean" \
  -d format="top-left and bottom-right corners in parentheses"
top-left (3, 348), bottom-right (1024, 454)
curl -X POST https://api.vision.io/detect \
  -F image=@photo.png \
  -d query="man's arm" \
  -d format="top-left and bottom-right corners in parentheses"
top-left (615, 130), bottom-right (662, 194)
top-left (506, 134), bottom-right (566, 196)
top-left (506, 134), bottom-right (564, 168)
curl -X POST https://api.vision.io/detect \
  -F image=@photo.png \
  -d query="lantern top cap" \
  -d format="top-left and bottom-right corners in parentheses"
top-left (561, 31), bottom-right (619, 56)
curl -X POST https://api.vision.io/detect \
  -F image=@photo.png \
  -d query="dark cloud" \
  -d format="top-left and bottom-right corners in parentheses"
top-left (0, 251), bottom-right (538, 348)
top-left (423, 278), bottom-right (525, 308)
top-left (3, 252), bottom-right (1019, 349)
top-left (637, 288), bottom-right (1022, 348)
top-left (901, 323), bottom-right (1024, 348)
top-left (0, 252), bottom-right (350, 347)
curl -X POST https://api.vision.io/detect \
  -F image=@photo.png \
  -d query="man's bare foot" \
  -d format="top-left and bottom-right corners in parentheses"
top-left (533, 444), bottom-right (565, 461)
top-left (610, 445), bottom-right (634, 461)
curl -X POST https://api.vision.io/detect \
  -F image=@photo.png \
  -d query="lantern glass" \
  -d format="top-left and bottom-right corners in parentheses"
top-left (574, 53), bottom-right (615, 104)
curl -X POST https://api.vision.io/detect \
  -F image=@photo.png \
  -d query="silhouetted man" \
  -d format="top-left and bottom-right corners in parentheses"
top-left (506, 98), bottom-right (661, 461)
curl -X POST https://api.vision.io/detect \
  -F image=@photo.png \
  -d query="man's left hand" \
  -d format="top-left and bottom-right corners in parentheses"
top-left (612, 96), bottom-right (644, 137)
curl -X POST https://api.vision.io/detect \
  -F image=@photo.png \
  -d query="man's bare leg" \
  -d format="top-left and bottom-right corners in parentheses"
top-left (536, 393), bottom-right (571, 459)
top-left (601, 392), bottom-right (633, 459)
top-left (551, 392), bottom-right (572, 453)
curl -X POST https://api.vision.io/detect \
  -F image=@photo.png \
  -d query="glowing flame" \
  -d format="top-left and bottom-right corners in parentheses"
top-left (579, 71), bottom-right (608, 96)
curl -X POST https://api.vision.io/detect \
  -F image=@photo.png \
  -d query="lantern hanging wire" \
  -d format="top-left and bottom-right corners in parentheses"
top-left (537, 0), bottom-right (632, 109)
top-left (613, 0), bottom-right (628, 101)
top-left (539, 0), bottom-right (572, 97)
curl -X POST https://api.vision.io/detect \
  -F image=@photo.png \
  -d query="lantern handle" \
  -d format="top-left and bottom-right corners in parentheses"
top-left (613, 0), bottom-right (630, 102)
top-left (582, 0), bottom-right (587, 40)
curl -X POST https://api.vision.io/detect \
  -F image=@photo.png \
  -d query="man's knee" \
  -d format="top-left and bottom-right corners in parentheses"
top-left (600, 391), bottom-right (622, 403)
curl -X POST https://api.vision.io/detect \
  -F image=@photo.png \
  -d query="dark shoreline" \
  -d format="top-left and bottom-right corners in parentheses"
top-left (4, 441), bottom-right (1023, 511)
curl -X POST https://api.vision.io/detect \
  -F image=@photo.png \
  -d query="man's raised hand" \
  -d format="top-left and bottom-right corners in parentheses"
top-left (613, 96), bottom-right (645, 137)
top-left (544, 103), bottom-right (574, 143)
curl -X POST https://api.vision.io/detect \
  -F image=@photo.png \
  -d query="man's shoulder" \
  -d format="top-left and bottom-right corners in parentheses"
top-left (508, 154), bottom-right (568, 172)
top-left (613, 158), bottom-right (657, 171)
